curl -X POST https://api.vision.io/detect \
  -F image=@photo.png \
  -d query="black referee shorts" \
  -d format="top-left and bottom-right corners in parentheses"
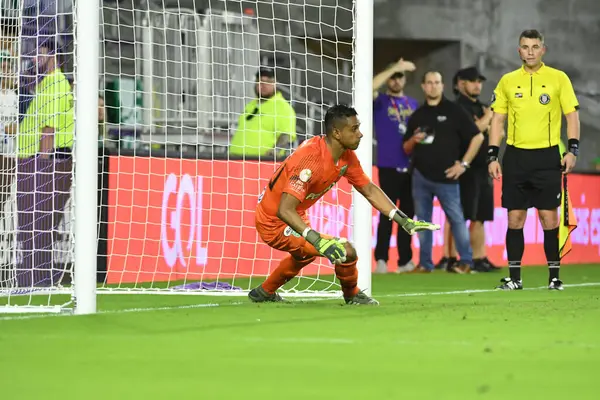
top-left (501, 145), bottom-right (562, 211)
top-left (459, 167), bottom-right (494, 221)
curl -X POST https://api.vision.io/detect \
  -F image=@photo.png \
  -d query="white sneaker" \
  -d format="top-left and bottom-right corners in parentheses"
top-left (397, 260), bottom-right (416, 273)
top-left (375, 259), bottom-right (388, 274)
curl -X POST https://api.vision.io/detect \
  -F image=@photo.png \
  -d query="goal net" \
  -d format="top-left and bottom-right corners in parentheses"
top-left (0, 0), bottom-right (366, 313)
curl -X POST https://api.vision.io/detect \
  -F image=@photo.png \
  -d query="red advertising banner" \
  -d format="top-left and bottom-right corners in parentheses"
top-left (107, 156), bottom-right (600, 284)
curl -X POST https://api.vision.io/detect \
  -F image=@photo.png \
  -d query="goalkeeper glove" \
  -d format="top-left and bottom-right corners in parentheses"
top-left (389, 209), bottom-right (440, 235)
top-left (303, 229), bottom-right (347, 264)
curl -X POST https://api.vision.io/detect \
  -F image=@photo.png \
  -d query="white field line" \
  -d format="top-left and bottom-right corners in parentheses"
top-left (1, 282), bottom-right (599, 322)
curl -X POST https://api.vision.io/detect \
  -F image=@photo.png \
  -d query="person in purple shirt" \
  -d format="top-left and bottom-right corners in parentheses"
top-left (372, 59), bottom-right (420, 273)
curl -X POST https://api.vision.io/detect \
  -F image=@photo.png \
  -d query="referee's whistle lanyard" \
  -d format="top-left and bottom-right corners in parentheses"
top-left (390, 96), bottom-right (411, 136)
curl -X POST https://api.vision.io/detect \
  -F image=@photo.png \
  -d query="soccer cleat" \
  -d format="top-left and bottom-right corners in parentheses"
top-left (344, 290), bottom-right (379, 305)
top-left (495, 277), bottom-right (523, 290)
top-left (248, 285), bottom-right (285, 303)
top-left (548, 278), bottom-right (564, 291)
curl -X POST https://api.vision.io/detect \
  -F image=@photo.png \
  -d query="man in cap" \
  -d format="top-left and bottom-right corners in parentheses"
top-left (437, 66), bottom-right (499, 272)
top-left (229, 67), bottom-right (297, 159)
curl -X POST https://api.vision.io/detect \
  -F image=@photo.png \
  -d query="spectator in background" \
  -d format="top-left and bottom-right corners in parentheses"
top-left (403, 71), bottom-right (484, 273)
top-left (15, 39), bottom-right (74, 287)
top-left (98, 95), bottom-right (106, 144)
top-left (436, 67), bottom-right (500, 273)
top-left (229, 67), bottom-right (296, 160)
top-left (0, 48), bottom-right (18, 209)
top-left (372, 59), bottom-right (419, 274)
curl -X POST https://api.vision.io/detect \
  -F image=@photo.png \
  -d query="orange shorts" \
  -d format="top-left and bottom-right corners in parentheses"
top-left (255, 205), bottom-right (325, 260)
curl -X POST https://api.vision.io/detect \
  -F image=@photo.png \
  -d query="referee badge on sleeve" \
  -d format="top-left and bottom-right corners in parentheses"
top-left (539, 93), bottom-right (551, 105)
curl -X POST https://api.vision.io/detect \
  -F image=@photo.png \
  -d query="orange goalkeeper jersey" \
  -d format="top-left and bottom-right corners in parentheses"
top-left (256, 136), bottom-right (371, 226)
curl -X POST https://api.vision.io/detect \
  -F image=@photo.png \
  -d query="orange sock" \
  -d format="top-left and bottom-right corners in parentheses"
top-left (262, 255), bottom-right (315, 293)
top-left (335, 260), bottom-right (359, 298)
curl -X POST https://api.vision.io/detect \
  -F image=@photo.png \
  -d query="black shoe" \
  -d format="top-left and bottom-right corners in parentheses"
top-left (248, 285), bottom-right (285, 302)
top-left (436, 257), bottom-right (456, 271)
top-left (548, 278), bottom-right (564, 291)
top-left (471, 259), bottom-right (492, 273)
top-left (482, 257), bottom-right (502, 271)
top-left (495, 277), bottom-right (523, 290)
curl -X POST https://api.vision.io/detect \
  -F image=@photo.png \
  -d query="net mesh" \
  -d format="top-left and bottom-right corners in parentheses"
top-left (99, 0), bottom-right (355, 296)
top-left (0, 0), bottom-right (75, 312)
top-left (0, 0), bottom-right (357, 311)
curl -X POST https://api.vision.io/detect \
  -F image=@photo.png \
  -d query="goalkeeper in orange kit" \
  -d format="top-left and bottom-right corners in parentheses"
top-left (249, 104), bottom-right (440, 305)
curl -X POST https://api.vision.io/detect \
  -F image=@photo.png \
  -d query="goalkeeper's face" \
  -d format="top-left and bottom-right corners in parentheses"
top-left (337, 116), bottom-right (363, 150)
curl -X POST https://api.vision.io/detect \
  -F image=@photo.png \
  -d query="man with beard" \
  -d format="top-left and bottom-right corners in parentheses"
top-left (403, 71), bottom-right (484, 273)
top-left (436, 67), bottom-right (500, 273)
top-left (16, 39), bottom-right (74, 287)
top-left (229, 67), bottom-right (297, 160)
top-left (372, 59), bottom-right (420, 273)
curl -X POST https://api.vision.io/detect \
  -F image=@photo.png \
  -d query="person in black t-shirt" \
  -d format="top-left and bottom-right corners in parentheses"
top-left (436, 67), bottom-right (500, 273)
top-left (404, 71), bottom-right (484, 273)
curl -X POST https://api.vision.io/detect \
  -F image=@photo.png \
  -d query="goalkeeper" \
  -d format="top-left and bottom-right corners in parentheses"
top-left (249, 104), bottom-right (440, 305)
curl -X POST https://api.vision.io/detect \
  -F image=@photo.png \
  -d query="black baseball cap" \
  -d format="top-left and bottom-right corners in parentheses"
top-left (456, 66), bottom-right (486, 82)
top-left (256, 66), bottom-right (275, 80)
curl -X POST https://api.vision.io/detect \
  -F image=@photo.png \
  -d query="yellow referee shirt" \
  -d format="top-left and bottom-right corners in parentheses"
top-left (490, 63), bottom-right (579, 149)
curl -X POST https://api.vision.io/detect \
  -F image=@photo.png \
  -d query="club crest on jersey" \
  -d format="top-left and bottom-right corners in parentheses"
top-left (299, 169), bottom-right (312, 183)
top-left (539, 93), bottom-right (551, 105)
top-left (283, 226), bottom-right (301, 237)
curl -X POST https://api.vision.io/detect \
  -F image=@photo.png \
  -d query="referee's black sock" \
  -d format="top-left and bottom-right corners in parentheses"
top-left (506, 228), bottom-right (524, 281)
top-left (544, 228), bottom-right (560, 282)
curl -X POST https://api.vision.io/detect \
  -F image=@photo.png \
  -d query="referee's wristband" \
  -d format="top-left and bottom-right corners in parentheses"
top-left (568, 139), bottom-right (579, 156)
top-left (487, 146), bottom-right (500, 164)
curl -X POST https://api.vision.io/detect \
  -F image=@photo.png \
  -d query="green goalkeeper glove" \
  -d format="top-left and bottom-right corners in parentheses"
top-left (389, 209), bottom-right (441, 235)
top-left (303, 229), bottom-right (347, 264)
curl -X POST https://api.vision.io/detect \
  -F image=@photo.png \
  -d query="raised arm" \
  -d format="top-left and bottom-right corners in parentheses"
top-left (372, 58), bottom-right (416, 98)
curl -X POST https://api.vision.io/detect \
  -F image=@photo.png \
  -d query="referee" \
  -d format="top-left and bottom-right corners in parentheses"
top-left (488, 29), bottom-right (580, 291)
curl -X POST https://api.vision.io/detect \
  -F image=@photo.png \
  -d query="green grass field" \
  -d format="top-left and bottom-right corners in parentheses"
top-left (1, 265), bottom-right (600, 399)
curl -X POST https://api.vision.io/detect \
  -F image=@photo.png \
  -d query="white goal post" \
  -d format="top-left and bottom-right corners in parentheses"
top-left (0, 0), bottom-right (374, 314)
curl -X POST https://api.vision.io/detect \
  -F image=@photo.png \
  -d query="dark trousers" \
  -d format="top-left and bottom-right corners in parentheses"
top-left (15, 156), bottom-right (73, 287)
top-left (374, 167), bottom-right (414, 266)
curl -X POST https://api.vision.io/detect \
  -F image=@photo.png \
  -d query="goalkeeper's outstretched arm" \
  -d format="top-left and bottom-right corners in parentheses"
top-left (355, 182), bottom-right (440, 235)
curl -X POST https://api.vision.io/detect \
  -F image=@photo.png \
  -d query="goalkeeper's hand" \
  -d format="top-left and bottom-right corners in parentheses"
top-left (389, 209), bottom-right (440, 236)
top-left (303, 229), bottom-right (347, 264)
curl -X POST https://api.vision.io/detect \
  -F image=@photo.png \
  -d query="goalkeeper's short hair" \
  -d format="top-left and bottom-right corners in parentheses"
top-left (324, 104), bottom-right (358, 136)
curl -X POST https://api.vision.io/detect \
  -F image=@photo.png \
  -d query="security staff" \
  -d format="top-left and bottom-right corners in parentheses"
top-left (404, 71), bottom-right (484, 274)
top-left (488, 29), bottom-right (580, 291)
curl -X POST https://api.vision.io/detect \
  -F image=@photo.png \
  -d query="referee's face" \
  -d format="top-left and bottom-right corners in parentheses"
top-left (518, 37), bottom-right (546, 68)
